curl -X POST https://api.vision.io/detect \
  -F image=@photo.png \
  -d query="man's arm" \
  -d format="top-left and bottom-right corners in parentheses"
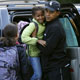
top-left (38, 27), bottom-right (61, 56)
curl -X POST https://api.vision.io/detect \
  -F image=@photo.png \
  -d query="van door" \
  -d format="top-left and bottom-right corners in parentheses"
top-left (60, 4), bottom-right (80, 80)
top-left (60, 17), bottom-right (80, 80)
top-left (0, 8), bottom-right (10, 37)
top-left (67, 47), bottom-right (80, 80)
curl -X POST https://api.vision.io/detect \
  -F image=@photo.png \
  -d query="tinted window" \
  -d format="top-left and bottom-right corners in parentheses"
top-left (60, 18), bottom-right (78, 46)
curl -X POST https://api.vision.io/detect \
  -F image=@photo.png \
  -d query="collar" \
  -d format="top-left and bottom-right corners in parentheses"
top-left (46, 17), bottom-right (59, 24)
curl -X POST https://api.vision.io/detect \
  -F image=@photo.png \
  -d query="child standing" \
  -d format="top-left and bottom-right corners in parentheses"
top-left (21, 6), bottom-right (46, 80)
top-left (0, 23), bottom-right (30, 80)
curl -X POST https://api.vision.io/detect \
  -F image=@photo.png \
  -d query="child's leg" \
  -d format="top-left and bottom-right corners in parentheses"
top-left (29, 56), bottom-right (42, 80)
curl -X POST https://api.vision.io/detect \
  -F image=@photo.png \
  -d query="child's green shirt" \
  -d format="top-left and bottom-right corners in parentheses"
top-left (21, 18), bottom-right (45, 57)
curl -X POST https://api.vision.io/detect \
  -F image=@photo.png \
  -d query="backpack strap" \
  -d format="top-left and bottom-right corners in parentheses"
top-left (20, 23), bottom-right (29, 36)
top-left (20, 21), bottom-right (38, 36)
top-left (32, 21), bottom-right (38, 33)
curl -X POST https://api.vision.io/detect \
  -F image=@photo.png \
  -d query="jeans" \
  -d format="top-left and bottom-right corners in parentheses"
top-left (29, 56), bottom-right (42, 80)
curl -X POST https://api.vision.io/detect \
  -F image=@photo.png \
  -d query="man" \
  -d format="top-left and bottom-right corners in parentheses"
top-left (38, 1), bottom-right (71, 80)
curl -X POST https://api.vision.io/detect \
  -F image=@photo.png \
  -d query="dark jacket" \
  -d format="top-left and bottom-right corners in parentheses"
top-left (17, 45), bottom-right (31, 80)
top-left (38, 18), bottom-right (70, 71)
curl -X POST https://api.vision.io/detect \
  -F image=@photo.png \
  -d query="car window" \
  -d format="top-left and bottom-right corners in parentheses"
top-left (75, 5), bottom-right (80, 15)
top-left (60, 18), bottom-right (78, 47)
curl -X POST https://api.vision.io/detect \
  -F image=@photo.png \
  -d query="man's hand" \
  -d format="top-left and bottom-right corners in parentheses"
top-left (37, 40), bottom-right (46, 47)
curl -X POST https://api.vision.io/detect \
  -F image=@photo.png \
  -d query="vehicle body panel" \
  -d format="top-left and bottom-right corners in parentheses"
top-left (67, 47), bottom-right (80, 80)
top-left (0, 1), bottom-right (80, 80)
top-left (0, 8), bottom-right (10, 36)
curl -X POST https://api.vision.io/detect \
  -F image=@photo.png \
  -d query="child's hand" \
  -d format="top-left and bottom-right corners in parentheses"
top-left (37, 40), bottom-right (46, 47)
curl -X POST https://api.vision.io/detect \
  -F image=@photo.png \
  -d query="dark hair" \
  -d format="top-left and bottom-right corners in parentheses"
top-left (32, 6), bottom-right (44, 16)
top-left (0, 23), bottom-right (18, 46)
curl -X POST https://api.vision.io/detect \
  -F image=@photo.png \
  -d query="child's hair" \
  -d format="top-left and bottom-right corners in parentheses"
top-left (0, 23), bottom-right (18, 46)
top-left (32, 6), bottom-right (44, 16)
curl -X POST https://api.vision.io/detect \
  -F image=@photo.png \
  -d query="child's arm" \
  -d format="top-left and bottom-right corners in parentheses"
top-left (21, 23), bottom-right (38, 45)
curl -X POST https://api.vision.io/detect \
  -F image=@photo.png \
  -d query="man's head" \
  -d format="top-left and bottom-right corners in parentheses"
top-left (45, 1), bottom-right (61, 22)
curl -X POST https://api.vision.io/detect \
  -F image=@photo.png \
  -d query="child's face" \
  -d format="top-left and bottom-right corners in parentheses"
top-left (33, 10), bottom-right (44, 24)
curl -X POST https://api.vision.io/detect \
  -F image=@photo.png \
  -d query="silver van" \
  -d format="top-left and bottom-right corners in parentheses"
top-left (0, 1), bottom-right (80, 80)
